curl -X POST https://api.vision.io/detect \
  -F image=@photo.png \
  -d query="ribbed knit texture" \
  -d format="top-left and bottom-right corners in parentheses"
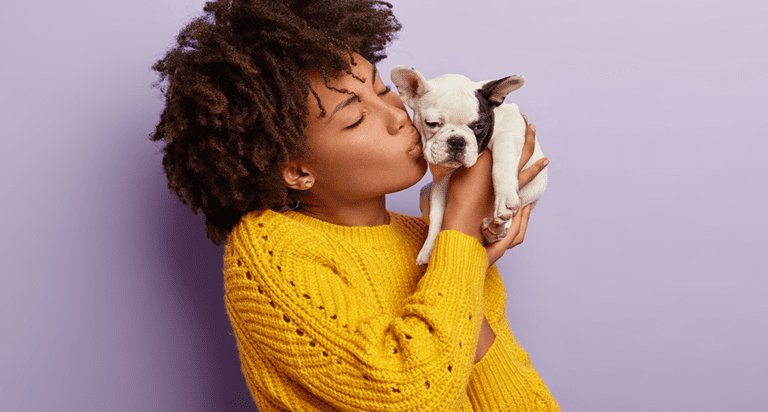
top-left (223, 209), bottom-right (559, 411)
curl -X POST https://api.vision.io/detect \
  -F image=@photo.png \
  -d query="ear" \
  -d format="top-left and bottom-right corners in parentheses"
top-left (390, 65), bottom-right (431, 106)
top-left (280, 158), bottom-right (313, 190)
top-left (479, 75), bottom-right (525, 106)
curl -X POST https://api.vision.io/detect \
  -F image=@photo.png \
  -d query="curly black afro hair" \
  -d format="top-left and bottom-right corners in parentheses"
top-left (150, 0), bottom-right (402, 246)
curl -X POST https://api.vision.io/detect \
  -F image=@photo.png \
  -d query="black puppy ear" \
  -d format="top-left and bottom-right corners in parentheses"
top-left (390, 65), bottom-right (431, 106)
top-left (480, 75), bottom-right (525, 106)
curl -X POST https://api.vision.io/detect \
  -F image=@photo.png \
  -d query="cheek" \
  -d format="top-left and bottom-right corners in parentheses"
top-left (302, 133), bottom-right (352, 180)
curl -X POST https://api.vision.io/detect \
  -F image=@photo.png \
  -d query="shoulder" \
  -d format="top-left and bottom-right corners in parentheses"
top-left (389, 210), bottom-right (429, 243)
top-left (226, 209), bottom-right (430, 249)
top-left (223, 209), bottom-right (340, 294)
top-left (223, 209), bottom-right (429, 277)
top-left (225, 209), bottom-right (330, 261)
top-left (227, 208), bottom-right (299, 243)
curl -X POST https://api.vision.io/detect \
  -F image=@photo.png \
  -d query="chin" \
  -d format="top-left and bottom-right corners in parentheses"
top-left (389, 159), bottom-right (428, 194)
top-left (408, 158), bottom-right (429, 186)
top-left (415, 157), bottom-right (428, 178)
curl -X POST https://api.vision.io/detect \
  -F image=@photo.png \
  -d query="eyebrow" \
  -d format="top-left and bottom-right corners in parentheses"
top-left (329, 65), bottom-right (378, 119)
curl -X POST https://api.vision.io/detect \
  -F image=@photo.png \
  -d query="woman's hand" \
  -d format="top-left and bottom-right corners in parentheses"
top-left (439, 116), bottom-right (548, 268)
top-left (515, 114), bottom-right (547, 210)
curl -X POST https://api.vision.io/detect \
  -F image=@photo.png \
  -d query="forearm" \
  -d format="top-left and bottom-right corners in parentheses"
top-left (437, 168), bottom-right (495, 363)
top-left (474, 315), bottom-right (496, 364)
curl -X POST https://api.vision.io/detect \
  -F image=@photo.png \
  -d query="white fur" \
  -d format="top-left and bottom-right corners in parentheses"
top-left (391, 66), bottom-right (548, 265)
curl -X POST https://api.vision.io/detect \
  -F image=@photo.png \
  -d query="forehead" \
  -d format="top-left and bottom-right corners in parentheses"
top-left (306, 56), bottom-right (375, 86)
top-left (420, 87), bottom-right (480, 123)
top-left (305, 56), bottom-right (376, 117)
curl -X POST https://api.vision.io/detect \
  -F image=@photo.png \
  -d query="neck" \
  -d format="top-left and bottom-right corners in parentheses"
top-left (294, 194), bottom-right (390, 227)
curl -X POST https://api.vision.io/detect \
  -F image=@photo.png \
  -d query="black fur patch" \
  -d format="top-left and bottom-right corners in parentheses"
top-left (471, 89), bottom-right (496, 154)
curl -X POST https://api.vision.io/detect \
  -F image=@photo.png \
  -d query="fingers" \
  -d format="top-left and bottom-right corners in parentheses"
top-left (518, 157), bottom-right (549, 188)
top-left (499, 202), bottom-right (525, 249)
top-left (517, 115), bottom-right (549, 188)
top-left (518, 116), bottom-right (535, 173)
top-left (507, 204), bottom-right (531, 249)
top-left (485, 198), bottom-right (526, 265)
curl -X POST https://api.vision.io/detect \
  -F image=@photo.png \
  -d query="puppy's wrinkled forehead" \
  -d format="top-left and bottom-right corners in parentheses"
top-left (421, 76), bottom-right (481, 124)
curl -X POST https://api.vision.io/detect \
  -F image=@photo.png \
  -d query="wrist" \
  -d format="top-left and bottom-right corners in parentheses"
top-left (441, 216), bottom-right (484, 244)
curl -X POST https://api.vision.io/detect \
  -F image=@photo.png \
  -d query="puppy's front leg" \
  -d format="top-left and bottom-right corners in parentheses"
top-left (482, 112), bottom-right (525, 243)
top-left (417, 173), bottom-right (452, 265)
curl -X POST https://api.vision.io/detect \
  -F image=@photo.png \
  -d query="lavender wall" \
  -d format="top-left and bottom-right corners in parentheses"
top-left (1, 0), bottom-right (766, 410)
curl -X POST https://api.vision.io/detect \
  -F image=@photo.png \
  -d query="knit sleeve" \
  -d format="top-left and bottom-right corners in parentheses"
top-left (482, 264), bottom-right (508, 328)
top-left (224, 220), bottom-right (488, 412)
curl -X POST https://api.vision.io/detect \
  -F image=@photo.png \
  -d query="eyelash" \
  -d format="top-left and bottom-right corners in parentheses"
top-left (346, 114), bottom-right (366, 129)
top-left (345, 86), bottom-right (392, 130)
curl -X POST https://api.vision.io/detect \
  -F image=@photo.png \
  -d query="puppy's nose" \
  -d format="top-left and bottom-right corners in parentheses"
top-left (447, 136), bottom-right (466, 152)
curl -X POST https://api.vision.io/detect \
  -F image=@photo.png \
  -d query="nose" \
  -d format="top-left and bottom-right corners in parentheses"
top-left (448, 136), bottom-right (466, 152)
top-left (384, 101), bottom-right (409, 135)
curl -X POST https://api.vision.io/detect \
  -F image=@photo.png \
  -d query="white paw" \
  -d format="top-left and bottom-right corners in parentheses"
top-left (416, 244), bottom-right (433, 265)
top-left (494, 193), bottom-right (521, 223)
top-left (481, 216), bottom-right (511, 244)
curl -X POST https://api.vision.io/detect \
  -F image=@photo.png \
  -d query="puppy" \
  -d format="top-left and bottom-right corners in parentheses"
top-left (391, 66), bottom-right (548, 265)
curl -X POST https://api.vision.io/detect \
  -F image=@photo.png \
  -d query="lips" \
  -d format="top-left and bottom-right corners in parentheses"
top-left (407, 127), bottom-right (423, 157)
top-left (408, 143), bottom-right (423, 157)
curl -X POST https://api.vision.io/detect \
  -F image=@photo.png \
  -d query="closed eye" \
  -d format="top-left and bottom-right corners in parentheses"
top-left (345, 113), bottom-right (365, 130)
top-left (346, 87), bottom-right (390, 129)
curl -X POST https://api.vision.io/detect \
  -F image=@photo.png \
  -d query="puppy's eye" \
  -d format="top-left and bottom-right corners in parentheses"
top-left (425, 121), bottom-right (440, 128)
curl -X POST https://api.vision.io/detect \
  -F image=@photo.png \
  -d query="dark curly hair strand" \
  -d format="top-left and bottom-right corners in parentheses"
top-left (150, 0), bottom-right (402, 246)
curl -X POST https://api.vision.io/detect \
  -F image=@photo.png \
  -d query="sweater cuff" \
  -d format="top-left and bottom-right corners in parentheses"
top-left (467, 339), bottom-right (529, 411)
top-left (467, 336), bottom-right (561, 411)
top-left (421, 230), bottom-right (488, 289)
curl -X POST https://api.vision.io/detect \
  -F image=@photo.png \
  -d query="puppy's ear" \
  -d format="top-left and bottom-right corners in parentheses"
top-left (480, 75), bottom-right (525, 106)
top-left (390, 65), bottom-right (431, 106)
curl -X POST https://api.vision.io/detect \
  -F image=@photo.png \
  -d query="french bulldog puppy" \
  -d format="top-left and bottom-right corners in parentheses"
top-left (391, 66), bottom-right (548, 265)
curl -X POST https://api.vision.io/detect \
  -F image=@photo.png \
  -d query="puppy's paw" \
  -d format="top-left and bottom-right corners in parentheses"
top-left (494, 194), bottom-right (521, 222)
top-left (416, 244), bottom-right (433, 265)
top-left (481, 216), bottom-right (509, 244)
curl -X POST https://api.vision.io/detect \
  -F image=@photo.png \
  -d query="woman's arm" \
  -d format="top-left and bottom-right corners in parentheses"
top-left (225, 217), bottom-right (489, 411)
top-left (425, 119), bottom-right (548, 362)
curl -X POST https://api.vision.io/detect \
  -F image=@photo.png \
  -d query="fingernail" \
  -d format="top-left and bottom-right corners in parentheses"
top-left (531, 124), bottom-right (536, 132)
top-left (543, 159), bottom-right (549, 167)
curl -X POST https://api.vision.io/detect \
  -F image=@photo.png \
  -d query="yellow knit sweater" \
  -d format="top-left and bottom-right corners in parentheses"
top-left (223, 208), bottom-right (559, 411)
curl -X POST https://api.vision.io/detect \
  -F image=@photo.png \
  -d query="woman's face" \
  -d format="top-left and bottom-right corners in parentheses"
top-left (299, 54), bottom-right (428, 203)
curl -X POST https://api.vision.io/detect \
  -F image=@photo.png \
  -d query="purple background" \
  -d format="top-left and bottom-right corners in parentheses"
top-left (2, 0), bottom-right (766, 410)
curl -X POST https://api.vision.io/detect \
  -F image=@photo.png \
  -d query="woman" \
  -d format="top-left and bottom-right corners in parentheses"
top-left (151, 0), bottom-right (557, 410)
